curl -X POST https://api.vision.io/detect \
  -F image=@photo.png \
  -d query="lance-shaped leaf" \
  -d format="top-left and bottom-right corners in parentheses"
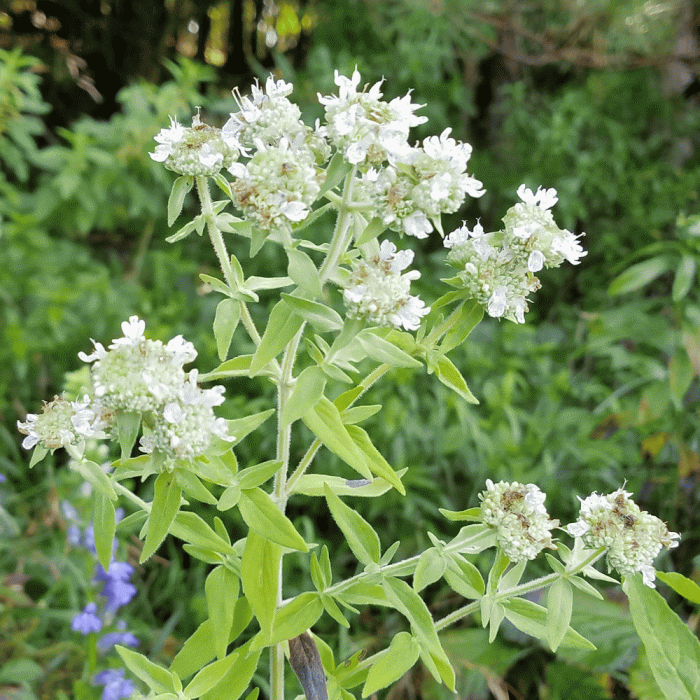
top-left (413, 547), bottom-right (447, 593)
top-left (547, 577), bottom-right (573, 652)
top-left (354, 330), bottom-right (421, 368)
top-left (502, 597), bottom-right (595, 649)
top-left (362, 632), bottom-right (420, 697)
top-left (382, 577), bottom-right (455, 690)
top-left (250, 300), bottom-right (304, 375)
top-left (345, 424), bottom-right (405, 494)
top-left (281, 365), bottom-right (327, 426)
top-left (288, 247), bottom-right (323, 298)
top-left (200, 639), bottom-right (261, 700)
top-left (183, 650), bottom-right (241, 699)
top-left (432, 355), bottom-right (478, 404)
top-left (141, 471), bottom-right (182, 563)
top-left (282, 294), bottom-right (344, 333)
top-left (256, 592), bottom-right (324, 648)
top-left (206, 565), bottom-right (240, 660)
top-left (227, 409), bottom-right (275, 442)
top-left (238, 488), bottom-right (308, 551)
top-left (170, 511), bottom-right (235, 556)
top-left (324, 484), bottom-right (380, 566)
top-left (624, 573), bottom-right (700, 700)
top-left (439, 301), bottom-right (484, 354)
top-left (656, 571), bottom-right (700, 605)
top-left (201, 355), bottom-right (255, 381)
top-left (116, 645), bottom-right (175, 694)
top-left (93, 492), bottom-right (116, 571)
top-left (443, 554), bottom-right (484, 600)
top-left (303, 398), bottom-right (372, 480)
top-left (115, 411), bottom-right (142, 462)
top-left (236, 460), bottom-right (283, 490)
top-left (168, 175), bottom-right (193, 225)
top-left (292, 473), bottom-right (402, 498)
top-left (241, 531), bottom-right (281, 638)
top-left (214, 298), bottom-right (240, 361)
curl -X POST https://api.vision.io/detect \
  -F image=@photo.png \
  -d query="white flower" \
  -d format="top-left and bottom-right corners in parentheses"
top-left (517, 184), bottom-right (558, 210)
top-left (567, 487), bottom-right (680, 587)
top-left (479, 480), bottom-right (559, 562)
top-left (343, 239), bottom-right (429, 331)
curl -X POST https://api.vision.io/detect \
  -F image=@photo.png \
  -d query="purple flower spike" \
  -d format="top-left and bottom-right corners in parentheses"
top-left (94, 668), bottom-right (135, 700)
top-left (71, 602), bottom-right (102, 634)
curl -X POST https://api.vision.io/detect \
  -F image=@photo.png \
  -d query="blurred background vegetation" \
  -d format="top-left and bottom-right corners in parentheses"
top-left (1, 0), bottom-right (699, 698)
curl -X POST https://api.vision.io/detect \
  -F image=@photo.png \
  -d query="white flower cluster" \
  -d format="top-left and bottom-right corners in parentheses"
top-left (318, 68), bottom-right (427, 166)
top-left (444, 185), bottom-right (587, 323)
top-left (479, 479), bottom-right (559, 562)
top-left (79, 317), bottom-right (232, 461)
top-left (343, 240), bottom-right (430, 331)
top-left (567, 488), bottom-right (680, 587)
top-left (17, 395), bottom-right (106, 451)
top-left (356, 129), bottom-right (485, 239)
top-left (150, 113), bottom-right (243, 177)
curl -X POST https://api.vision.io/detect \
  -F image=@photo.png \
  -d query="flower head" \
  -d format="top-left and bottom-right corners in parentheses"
top-left (318, 68), bottom-right (427, 166)
top-left (343, 240), bottom-right (430, 330)
top-left (150, 113), bottom-right (243, 177)
top-left (93, 669), bottom-right (135, 700)
top-left (479, 480), bottom-right (559, 562)
top-left (567, 487), bottom-right (680, 587)
top-left (17, 395), bottom-right (103, 451)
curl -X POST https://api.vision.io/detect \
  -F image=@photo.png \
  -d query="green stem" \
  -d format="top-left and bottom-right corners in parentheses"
top-left (423, 304), bottom-right (463, 347)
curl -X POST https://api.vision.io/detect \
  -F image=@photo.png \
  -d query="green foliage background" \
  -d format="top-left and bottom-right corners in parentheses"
top-left (1, 0), bottom-right (699, 698)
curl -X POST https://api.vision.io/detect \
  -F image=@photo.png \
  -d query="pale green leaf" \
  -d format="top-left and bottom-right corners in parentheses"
top-left (413, 548), bottom-right (447, 592)
top-left (141, 471), bottom-right (182, 563)
top-left (168, 176), bottom-right (193, 226)
top-left (362, 632), bottom-right (420, 697)
top-left (281, 366), bottom-right (327, 425)
top-left (93, 493), bottom-right (116, 571)
top-left (183, 651), bottom-right (240, 698)
top-left (608, 254), bottom-right (677, 295)
top-left (282, 294), bottom-right (344, 332)
top-left (206, 566), bottom-right (239, 660)
top-left (345, 424), bottom-right (405, 494)
top-left (238, 488), bottom-right (308, 551)
top-left (250, 300), bottom-right (304, 375)
top-left (288, 247), bottom-right (323, 298)
top-left (115, 646), bottom-right (174, 694)
top-left (236, 460), bottom-right (282, 490)
top-left (547, 578), bottom-right (573, 651)
top-left (433, 355), bottom-right (478, 403)
top-left (354, 330), bottom-right (421, 368)
top-left (214, 298), bottom-right (240, 361)
top-left (656, 571), bottom-right (700, 605)
top-left (241, 532), bottom-right (281, 637)
top-left (200, 640), bottom-right (261, 700)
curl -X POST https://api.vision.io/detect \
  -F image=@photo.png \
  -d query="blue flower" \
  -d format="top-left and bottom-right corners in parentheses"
top-left (98, 620), bottom-right (139, 652)
top-left (71, 602), bottom-right (102, 634)
top-left (95, 562), bottom-right (137, 613)
top-left (93, 668), bottom-right (135, 700)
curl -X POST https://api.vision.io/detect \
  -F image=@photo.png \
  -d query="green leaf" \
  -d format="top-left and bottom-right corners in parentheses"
top-left (236, 460), bottom-right (283, 490)
top-left (303, 398), bottom-right (372, 479)
top-left (287, 247), bottom-right (323, 298)
top-left (319, 151), bottom-right (352, 196)
top-left (433, 355), bottom-right (478, 404)
top-left (439, 507), bottom-right (481, 522)
top-left (293, 473), bottom-right (401, 498)
top-left (669, 347), bottom-right (694, 411)
top-left (116, 410), bottom-right (141, 462)
top-left (202, 355), bottom-right (255, 381)
top-left (324, 484), bottom-right (381, 566)
top-left (175, 468), bottom-right (217, 505)
top-left (439, 301), bottom-right (484, 354)
top-left (250, 300), bottom-right (304, 375)
top-left (282, 294), bottom-right (344, 332)
top-left (227, 409), bottom-right (275, 442)
top-left (214, 298), bottom-right (240, 361)
top-left (73, 459), bottom-right (116, 501)
top-left (354, 330), bottom-right (421, 368)
top-left (206, 566), bottom-right (239, 660)
top-left (625, 573), bottom-right (700, 700)
top-left (115, 646), bottom-right (175, 694)
top-left (320, 593), bottom-right (350, 628)
top-left (502, 598), bottom-right (595, 649)
top-left (201, 640), bottom-right (261, 700)
top-left (413, 548), bottom-right (447, 592)
top-left (656, 571), bottom-right (700, 605)
top-left (362, 632), bottom-right (420, 697)
top-left (443, 554), bottom-right (484, 600)
top-left (382, 577), bottom-right (455, 690)
top-left (260, 592), bottom-right (324, 646)
top-left (547, 578), bottom-right (573, 651)
top-left (345, 424), bottom-right (405, 494)
top-left (183, 651), bottom-right (241, 698)
top-left (200, 273), bottom-right (233, 298)
top-left (238, 488), bottom-right (308, 551)
top-left (241, 531), bottom-right (281, 637)
top-left (355, 216), bottom-right (385, 246)
top-left (608, 254), bottom-right (677, 295)
top-left (141, 471), bottom-right (182, 563)
top-left (170, 511), bottom-right (235, 555)
top-left (93, 493), bottom-right (116, 571)
top-left (281, 366), bottom-right (327, 426)
top-left (168, 176), bottom-right (193, 226)
top-left (672, 255), bottom-right (697, 302)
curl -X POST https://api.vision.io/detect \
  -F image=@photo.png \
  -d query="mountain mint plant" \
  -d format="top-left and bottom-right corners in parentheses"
top-left (18, 69), bottom-right (691, 700)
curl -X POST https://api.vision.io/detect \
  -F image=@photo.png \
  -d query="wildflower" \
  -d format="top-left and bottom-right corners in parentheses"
top-left (95, 562), bottom-right (137, 613)
top-left (318, 68), bottom-right (427, 166)
top-left (93, 669), bottom-right (135, 700)
top-left (138, 369), bottom-right (233, 460)
top-left (444, 184), bottom-right (586, 324)
top-left (98, 620), bottom-right (139, 652)
top-left (479, 479), bottom-right (559, 562)
top-left (228, 135), bottom-right (324, 234)
top-left (150, 113), bottom-right (243, 177)
top-left (567, 487), bottom-right (680, 587)
top-left (343, 239), bottom-right (430, 330)
top-left (79, 316), bottom-right (198, 415)
top-left (71, 601), bottom-right (103, 634)
top-left (17, 395), bottom-right (103, 451)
